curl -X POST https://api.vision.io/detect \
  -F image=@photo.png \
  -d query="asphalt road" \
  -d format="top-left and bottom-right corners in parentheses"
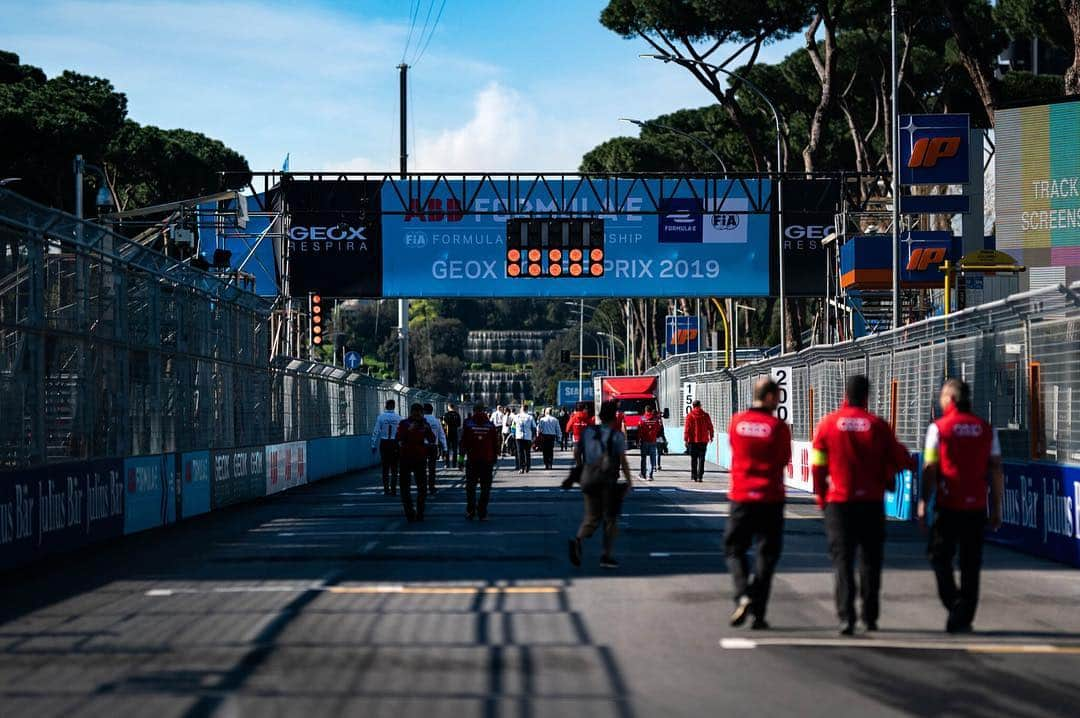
top-left (3, 449), bottom-right (1080, 717)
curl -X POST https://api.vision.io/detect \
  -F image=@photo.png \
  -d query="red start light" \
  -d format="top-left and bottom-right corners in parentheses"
top-left (528, 264), bottom-right (542, 277)
top-left (569, 249), bottom-right (583, 262)
top-left (508, 263), bottom-right (522, 277)
top-left (549, 263), bottom-right (563, 277)
top-left (569, 264), bottom-right (583, 277)
top-left (590, 263), bottom-right (604, 276)
top-left (549, 249), bottom-right (562, 262)
top-left (507, 249), bottom-right (521, 262)
top-left (528, 249), bottom-right (541, 262)
top-left (590, 248), bottom-right (603, 262)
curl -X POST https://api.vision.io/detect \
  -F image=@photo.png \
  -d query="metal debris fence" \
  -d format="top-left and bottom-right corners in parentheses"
top-left (0, 190), bottom-right (457, 470)
top-left (650, 281), bottom-right (1080, 464)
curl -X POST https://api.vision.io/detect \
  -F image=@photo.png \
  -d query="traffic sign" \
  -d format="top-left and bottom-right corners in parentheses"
top-left (344, 351), bottom-right (362, 370)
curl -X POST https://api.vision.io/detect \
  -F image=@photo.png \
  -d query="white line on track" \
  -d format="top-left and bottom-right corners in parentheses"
top-left (719, 637), bottom-right (1080, 654)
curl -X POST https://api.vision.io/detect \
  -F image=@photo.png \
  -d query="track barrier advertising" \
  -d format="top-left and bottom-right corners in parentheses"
top-left (0, 459), bottom-right (125, 571)
top-left (266, 441), bottom-right (308, 496)
top-left (995, 461), bottom-right (1080, 567)
top-left (180, 451), bottom-right (212, 519)
top-left (212, 447), bottom-right (266, 509)
top-left (124, 455), bottom-right (177, 535)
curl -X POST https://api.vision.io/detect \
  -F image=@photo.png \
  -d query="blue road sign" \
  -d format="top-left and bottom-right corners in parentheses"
top-left (344, 351), bottom-right (362, 370)
top-left (558, 380), bottom-right (595, 407)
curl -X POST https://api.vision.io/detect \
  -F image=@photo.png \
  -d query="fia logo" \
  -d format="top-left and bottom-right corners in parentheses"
top-left (711, 213), bottom-right (740, 231)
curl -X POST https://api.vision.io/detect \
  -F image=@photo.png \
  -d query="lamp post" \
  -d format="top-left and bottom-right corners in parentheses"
top-left (890, 0), bottom-right (901, 329)
top-left (597, 331), bottom-right (626, 373)
top-left (641, 53), bottom-right (788, 353)
top-left (619, 118), bottom-right (728, 172)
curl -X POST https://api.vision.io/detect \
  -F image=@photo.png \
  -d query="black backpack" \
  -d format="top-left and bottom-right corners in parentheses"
top-left (579, 426), bottom-right (619, 493)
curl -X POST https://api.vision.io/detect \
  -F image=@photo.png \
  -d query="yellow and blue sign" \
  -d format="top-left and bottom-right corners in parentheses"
top-left (899, 114), bottom-right (970, 185)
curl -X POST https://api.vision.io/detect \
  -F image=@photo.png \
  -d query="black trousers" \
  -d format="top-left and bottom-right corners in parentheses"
top-left (688, 442), bottom-right (708, 480)
top-left (929, 508), bottom-right (986, 627)
top-left (824, 501), bottom-right (885, 626)
top-left (540, 434), bottom-right (557, 468)
top-left (446, 433), bottom-right (460, 467)
top-left (516, 439), bottom-right (532, 472)
top-left (465, 460), bottom-right (495, 518)
top-left (560, 429), bottom-right (569, 451)
top-left (379, 440), bottom-right (399, 492)
top-left (399, 459), bottom-right (427, 519)
top-left (426, 448), bottom-right (438, 490)
top-left (724, 502), bottom-right (784, 620)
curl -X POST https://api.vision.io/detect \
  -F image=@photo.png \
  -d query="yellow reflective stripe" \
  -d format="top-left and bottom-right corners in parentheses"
top-left (923, 448), bottom-right (939, 464)
top-left (811, 449), bottom-right (828, 466)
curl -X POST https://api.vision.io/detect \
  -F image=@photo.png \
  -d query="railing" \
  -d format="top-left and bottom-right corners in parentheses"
top-left (648, 282), bottom-right (1080, 466)
top-left (0, 191), bottom-right (459, 471)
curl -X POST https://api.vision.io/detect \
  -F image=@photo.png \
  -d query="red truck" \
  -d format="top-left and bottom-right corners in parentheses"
top-left (592, 375), bottom-right (668, 448)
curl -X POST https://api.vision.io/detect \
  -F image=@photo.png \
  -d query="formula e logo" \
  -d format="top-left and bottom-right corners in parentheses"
top-left (907, 137), bottom-right (961, 169)
top-left (289, 225), bottom-right (367, 241)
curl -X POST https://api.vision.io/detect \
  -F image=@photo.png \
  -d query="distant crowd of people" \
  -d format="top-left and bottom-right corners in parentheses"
top-left (370, 374), bottom-right (1001, 635)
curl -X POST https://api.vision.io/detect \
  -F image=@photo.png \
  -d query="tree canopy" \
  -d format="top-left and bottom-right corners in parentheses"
top-left (0, 51), bottom-right (250, 215)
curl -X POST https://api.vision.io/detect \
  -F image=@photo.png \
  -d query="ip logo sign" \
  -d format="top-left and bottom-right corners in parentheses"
top-left (899, 114), bottom-right (969, 185)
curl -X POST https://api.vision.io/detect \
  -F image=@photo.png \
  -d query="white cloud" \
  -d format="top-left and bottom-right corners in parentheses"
top-left (412, 83), bottom-right (536, 171)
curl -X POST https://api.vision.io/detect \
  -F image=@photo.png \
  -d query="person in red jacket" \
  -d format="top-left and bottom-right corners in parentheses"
top-left (918, 379), bottom-right (1004, 633)
top-left (461, 403), bottom-right (502, 521)
top-left (566, 402), bottom-right (595, 466)
top-left (811, 375), bottom-right (913, 635)
top-left (396, 403), bottom-right (436, 522)
top-left (726, 378), bottom-right (792, 630)
top-left (683, 400), bottom-right (714, 482)
top-left (636, 404), bottom-right (664, 481)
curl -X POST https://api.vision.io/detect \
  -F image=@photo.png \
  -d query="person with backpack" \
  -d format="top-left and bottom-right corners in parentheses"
top-left (684, 400), bottom-right (715, 482)
top-left (461, 403), bottom-right (501, 521)
top-left (568, 400), bottom-right (633, 569)
top-left (637, 403), bottom-right (664, 481)
top-left (442, 404), bottom-right (463, 470)
top-left (397, 403), bottom-right (436, 522)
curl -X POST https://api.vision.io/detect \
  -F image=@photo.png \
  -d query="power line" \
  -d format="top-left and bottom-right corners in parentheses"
top-left (410, 0), bottom-right (437, 65)
top-left (401, 0), bottom-right (422, 63)
top-left (412, 0), bottom-right (448, 66)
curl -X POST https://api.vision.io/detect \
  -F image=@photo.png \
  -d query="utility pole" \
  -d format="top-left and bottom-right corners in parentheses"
top-left (397, 63), bottom-right (410, 385)
top-left (890, 0), bottom-right (901, 330)
top-left (578, 299), bottom-right (584, 403)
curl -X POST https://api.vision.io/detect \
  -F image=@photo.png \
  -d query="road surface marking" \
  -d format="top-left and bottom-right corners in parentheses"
top-left (719, 637), bottom-right (1080, 654)
top-left (147, 585), bottom-right (562, 597)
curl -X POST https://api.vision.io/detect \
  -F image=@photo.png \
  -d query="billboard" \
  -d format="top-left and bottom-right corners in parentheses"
top-left (996, 99), bottom-right (1080, 282)
top-left (124, 454), bottom-right (177, 535)
top-left (558, 380), bottom-right (594, 407)
top-left (665, 315), bottom-right (700, 356)
top-left (212, 446), bottom-right (266, 508)
top-left (380, 179), bottom-right (772, 297)
top-left (993, 461), bottom-right (1080, 568)
top-left (0, 460), bottom-right (125, 571)
top-left (899, 114), bottom-right (970, 185)
top-left (266, 441), bottom-right (307, 496)
top-left (283, 180), bottom-right (383, 296)
top-left (180, 450), bottom-right (211, 519)
top-left (778, 178), bottom-right (840, 296)
top-left (840, 231), bottom-right (959, 289)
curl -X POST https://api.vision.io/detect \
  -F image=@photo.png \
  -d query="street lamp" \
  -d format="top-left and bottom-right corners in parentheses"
top-left (73, 155), bottom-right (116, 220)
top-left (641, 52), bottom-right (788, 353)
top-left (597, 331), bottom-right (626, 372)
top-left (619, 118), bottom-right (728, 172)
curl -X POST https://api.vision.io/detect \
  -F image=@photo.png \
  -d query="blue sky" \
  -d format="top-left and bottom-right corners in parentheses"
top-left (1, 1), bottom-right (803, 172)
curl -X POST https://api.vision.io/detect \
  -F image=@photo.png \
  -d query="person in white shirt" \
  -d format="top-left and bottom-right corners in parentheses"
top-left (537, 407), bottom-right (563, 470)
top-left (490, 406), bottom-right (507, 456)
top-left (513, 404), bottom-right (538, 474)
top-left (423, 403), bottom-right (448, 494)
top-left (371, 399), bottom-right (402, 495)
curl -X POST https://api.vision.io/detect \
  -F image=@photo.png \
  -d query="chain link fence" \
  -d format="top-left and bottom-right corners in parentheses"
top-left (649, 282), bottom-right (1080, 465)
top-left (0, 190), bottom-right (460, 471)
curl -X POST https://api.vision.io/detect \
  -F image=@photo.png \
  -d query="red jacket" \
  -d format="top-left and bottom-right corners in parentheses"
top-left (566, 410), bottom-right (591, 441)
top-left (637, 411), bottom-right (664, 444)
top-left (925, 405), bottom-right (999, 511)
top-left (461, 412), bottom-right (501, 464)
top-left (811, 403), bottom-right (913, 504)
top-left (397, 418), bottom-right (436, 463)
top-left (683, 407), bottom-right (714, 444)
top-left (728, 408), bottom-right (791, 503)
